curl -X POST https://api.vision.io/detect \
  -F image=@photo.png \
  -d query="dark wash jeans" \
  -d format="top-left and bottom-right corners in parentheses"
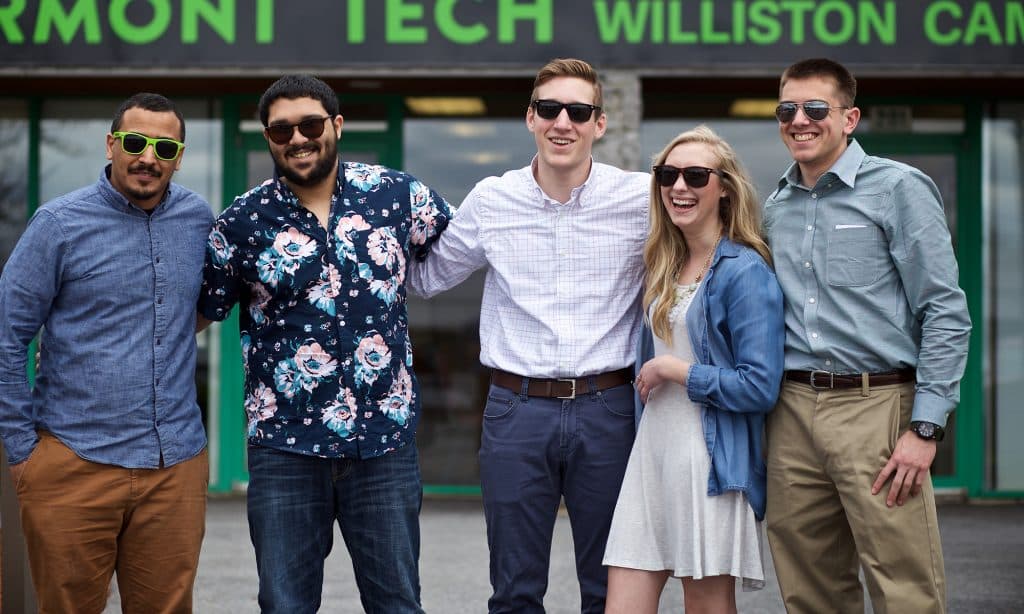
top-left (480, 381), bottom-right (636, 614)
top-left (246, 443), bottom-right (424, 614)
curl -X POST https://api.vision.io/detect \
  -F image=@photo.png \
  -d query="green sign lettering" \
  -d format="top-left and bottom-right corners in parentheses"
top-left (347, 0), bottom-right (365, 43)
top-left (594, 0), bottom-right (655, 44)
top-left (182, 0), bottom-right (235, 44)
top-left (387, 0), bottom-right (426, 43)
top-left (34, 0), bottom-right (101, 44)
top-left (925, 1), bottom-right (960, 45)
top-left (109, 0), bottom-right (171, 44)
top-left (256, 0), bottom-right (273, 42)
top-left (667, 1), bottom-right (697, 43)
top-left (497, 0), bottom-right (552, 43)
top-left (1009, 2), bottom-right (1024, 44)
top-left (436, 0), bottom-right (488, 44)
top-left (700, 0), bottom-right (729, 43)
top-left (859, 1), bottom-right (895, 44)
top-left (964, 1), bottom-right (1001, 44)
top-left (748, 0), bottom-right (782, 44)
top-left (780, 0), bottom-right (815, 44)
top-left (814, 0), bottom-right (856, 45)
top-left (0, 0), bottom-right (26, 44)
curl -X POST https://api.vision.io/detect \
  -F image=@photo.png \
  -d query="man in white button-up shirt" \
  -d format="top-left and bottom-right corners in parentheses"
top-left (410, 58), bottom-right (649, 613)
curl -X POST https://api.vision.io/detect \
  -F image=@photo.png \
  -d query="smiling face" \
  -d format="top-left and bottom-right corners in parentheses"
top-left (778, 75), bottom-right (860, 186)
top-left (526, 76), bottom-right (606, 183)
top-left (265, 96), bottom-right (343, 189)
top-left (659, 141), bottom-right (726, 240)
top-left (105, 107), bottom-right (183, 210)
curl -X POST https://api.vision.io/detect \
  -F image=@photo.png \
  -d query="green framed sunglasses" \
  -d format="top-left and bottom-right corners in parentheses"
top-left (111, 131), bottom-right (184, 161)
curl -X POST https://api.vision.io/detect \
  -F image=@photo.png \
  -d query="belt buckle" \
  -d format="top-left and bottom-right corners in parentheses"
top-left (557, 378), bottom-right (576, 400)
top-left (809, 370), bottom-right (834, 390)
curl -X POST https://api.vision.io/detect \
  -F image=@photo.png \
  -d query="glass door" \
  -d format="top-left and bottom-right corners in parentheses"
top-left (857, 131), bottom-right (982, 492)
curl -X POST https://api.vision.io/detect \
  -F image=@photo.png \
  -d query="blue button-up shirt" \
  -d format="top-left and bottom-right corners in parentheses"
top-left (199, 161), bottom-right (452, 459)
top-left (764, 139), bottom-right (971, 426)
top-left (0, 167), bottom-right (213, 466)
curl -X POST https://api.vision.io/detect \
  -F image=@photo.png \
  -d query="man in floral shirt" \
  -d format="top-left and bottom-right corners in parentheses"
top-left (198, 75), bottom-right (451, 613)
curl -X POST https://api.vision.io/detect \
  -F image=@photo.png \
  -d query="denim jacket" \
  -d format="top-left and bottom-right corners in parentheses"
top-left (635, 238), bottom-right (784, 520)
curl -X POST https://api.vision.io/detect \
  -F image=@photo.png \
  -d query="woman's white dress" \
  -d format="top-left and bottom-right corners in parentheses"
top-left (603, 282), bottom-right (765, 590)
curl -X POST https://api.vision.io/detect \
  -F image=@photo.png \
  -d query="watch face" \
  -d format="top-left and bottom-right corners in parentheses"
top-left (917, 423), bottom-right (935, 438)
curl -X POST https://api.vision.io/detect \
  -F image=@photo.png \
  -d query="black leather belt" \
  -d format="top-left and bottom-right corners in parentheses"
top-left (491, 368), bottom-right (633, 400)
top-left (785, 369), bottom-right (915, 390)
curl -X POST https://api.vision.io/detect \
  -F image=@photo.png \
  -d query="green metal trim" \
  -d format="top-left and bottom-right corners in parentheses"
top-left (957, 101), bottom-right (986, 498)
top-left (208, 97), bottom-right (249, 493)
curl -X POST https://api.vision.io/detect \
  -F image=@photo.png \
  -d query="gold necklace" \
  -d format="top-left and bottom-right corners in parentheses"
top-left (690, 235), bottom-right (722, 284)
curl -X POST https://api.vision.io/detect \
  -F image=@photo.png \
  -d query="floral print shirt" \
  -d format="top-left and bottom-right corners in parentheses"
top-left (199, 161), bottom-right (451, 459)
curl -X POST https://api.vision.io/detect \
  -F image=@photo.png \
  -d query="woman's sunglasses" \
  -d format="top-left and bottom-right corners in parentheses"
top-left (775, 100), bottom-right (848, 123)
top-left (531, 99), bottom-right (601, 123)
top-left (112, 131), bottom-right (184, 161)
top-left (264, 116), bottom-right (332, 145)
top-left (652, 165), bottom-right (725, 188)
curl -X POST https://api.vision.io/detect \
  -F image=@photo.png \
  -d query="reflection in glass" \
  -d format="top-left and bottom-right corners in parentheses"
top-left (0, 101), bottom-right (28, 273)
top-left (404, 119), bottom-right (536, 487)
top-left (987, 109), bottom-right (1024, 490)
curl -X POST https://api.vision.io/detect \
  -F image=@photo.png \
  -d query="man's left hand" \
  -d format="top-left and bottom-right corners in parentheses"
top-left (871, 431), bottom-right (937, 507)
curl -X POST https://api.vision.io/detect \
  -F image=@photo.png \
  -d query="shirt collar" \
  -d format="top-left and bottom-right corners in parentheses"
top-left (777, 138), bottom-right (865, 191)
top-left (527, 155), bottom-right (597, 207)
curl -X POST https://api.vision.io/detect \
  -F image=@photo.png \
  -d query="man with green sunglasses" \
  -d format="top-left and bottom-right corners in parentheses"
top-left (0, 92), bottom-right (213, 612)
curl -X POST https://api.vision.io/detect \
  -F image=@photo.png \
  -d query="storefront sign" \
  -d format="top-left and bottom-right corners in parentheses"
top-left (1, 0), bottom-right (1022, 72)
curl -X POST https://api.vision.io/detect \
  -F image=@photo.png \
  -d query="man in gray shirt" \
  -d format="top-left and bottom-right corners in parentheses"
top-left (763, 58), bottom-right (970, 613)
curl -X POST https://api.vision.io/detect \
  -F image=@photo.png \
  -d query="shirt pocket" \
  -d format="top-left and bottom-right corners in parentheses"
top-left (826, 224), bottom-right (889, 287)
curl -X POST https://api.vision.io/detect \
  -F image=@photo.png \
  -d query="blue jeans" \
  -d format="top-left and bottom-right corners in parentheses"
top-left (246, 444), bottom-right (423, 614)
top-left (479, 381), bottom-right (636, 614)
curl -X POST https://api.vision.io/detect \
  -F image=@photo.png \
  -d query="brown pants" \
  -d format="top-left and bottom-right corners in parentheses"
top-left (15, 432), bottom-right (208, 614)
top-left (766, 381), bottom-right (945, 614)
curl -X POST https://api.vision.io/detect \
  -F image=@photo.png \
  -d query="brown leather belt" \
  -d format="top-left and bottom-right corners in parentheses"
top-left (785, 368), bottom-right (915, 390)
top-left (491, 368), bottom-right (633, 400)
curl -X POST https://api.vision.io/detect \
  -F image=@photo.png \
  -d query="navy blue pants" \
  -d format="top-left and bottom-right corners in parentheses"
top-left (246, 444), bottom-right (423, 614)
top-left (479, 381), bottom-right (636, 613)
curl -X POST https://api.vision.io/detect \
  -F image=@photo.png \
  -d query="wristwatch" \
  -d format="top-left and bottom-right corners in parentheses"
top-left (909, 421), bottom-right (945, 442)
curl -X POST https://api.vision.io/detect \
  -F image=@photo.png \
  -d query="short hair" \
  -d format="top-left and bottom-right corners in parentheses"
top-left (258, 74), bottom-right (340, 126)
top-left (531, 58), bottom-right (603, 110)
top-left (780, 58), bottom-right (857, 107)
top-left (110, 93), bottom-right (185, 141)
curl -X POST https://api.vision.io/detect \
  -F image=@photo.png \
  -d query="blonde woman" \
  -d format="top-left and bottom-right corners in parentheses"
top-left (604, 126), bottom-right (784, 613)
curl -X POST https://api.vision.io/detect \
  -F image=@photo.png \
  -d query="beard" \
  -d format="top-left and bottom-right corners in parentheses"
top-left (272, 134), bottom-right (338, 188)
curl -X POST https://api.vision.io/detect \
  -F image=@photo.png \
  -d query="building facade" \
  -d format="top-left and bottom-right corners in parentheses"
top-left (2, 0), bottom-right (1023, 499)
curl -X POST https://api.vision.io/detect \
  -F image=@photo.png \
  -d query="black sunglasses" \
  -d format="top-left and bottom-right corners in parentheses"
top-left (264, 116), bottom-right (332, 145)
top-left (531, 99), bottom-right (601, 123)
top-left (775, 100), bottom-right (848, 123)
top-left (652, 165), bottom-right (725, 188)
top-left (111, 131), bottom-right (184, 161)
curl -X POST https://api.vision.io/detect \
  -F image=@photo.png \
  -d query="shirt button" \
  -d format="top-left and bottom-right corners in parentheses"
top-left (806, 225), bottom-right (813, 231)
top-left (804, 262), bottom-right (812, 268)
top-left (156, 339), bottom-right (161, 346)
top-left (825, 359), bottom-right (832, 366)
top-left (811, 332), bottom-right (819, 339)
top-left (808, 298), bottom-right (816, 304)
top-left (811, 193), bottom-right (818, 199)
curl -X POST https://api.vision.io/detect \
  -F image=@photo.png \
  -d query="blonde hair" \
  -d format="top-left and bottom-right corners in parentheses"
top-left (530, 58), bottom-right (603, 109)
top-left (644, 125), bottom-right (771, 344)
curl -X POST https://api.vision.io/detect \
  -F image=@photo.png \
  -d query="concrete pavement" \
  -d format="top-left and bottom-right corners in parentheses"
top-left (98, 496), bottom-right (1024, 613)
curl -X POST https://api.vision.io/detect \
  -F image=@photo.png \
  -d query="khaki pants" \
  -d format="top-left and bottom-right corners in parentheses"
top-left (766, 381), bottom-right (945, 614)
top-left (15, 432), bottom-right (208, 614)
